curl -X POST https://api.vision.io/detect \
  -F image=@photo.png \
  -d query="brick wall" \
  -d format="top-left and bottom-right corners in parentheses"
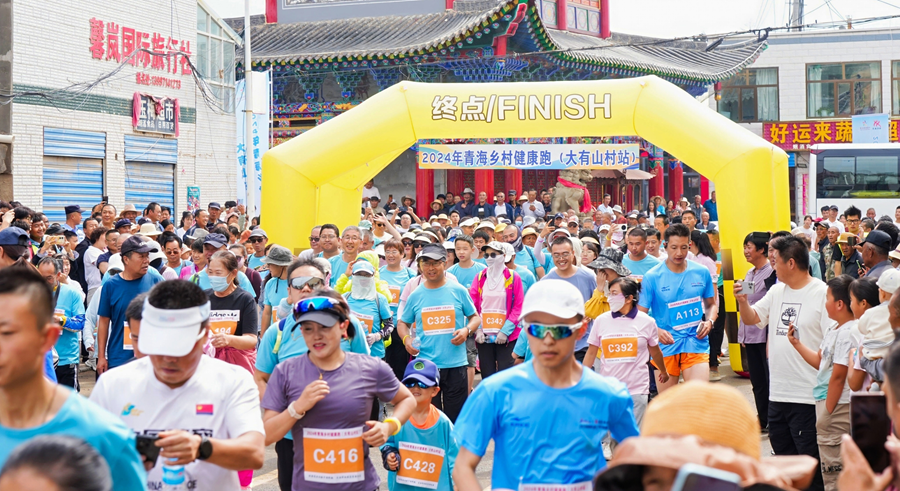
top-left (9, 0), bottom-right (236, 213)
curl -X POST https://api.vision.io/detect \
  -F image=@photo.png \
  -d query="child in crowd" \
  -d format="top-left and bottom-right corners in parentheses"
top-left (788, 275), bottom-right (855, 491)
top-left (848, 277), bottom-right (885, 391)
top-left (381, 359), bottom-right (459, 491)
top-left (849, 271), bottom-right (900, 390)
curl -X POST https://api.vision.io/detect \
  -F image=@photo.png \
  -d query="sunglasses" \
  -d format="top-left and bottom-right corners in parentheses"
top-left (309, 237), bottom-right (320, 242)
top-left (249, 237), bottom-right (265, 243)
top-left (413, 242), bottom-right (427, 248)
top-left (484, 252), bottom-right (501, 258)
top-left (403, 380), bottom-right (436, 389)
top-left (294, 296), bottom-right (347, 321)
top-left (526, 323), bottom-right (582, 340)
top-left (289, 276), bottom-right (325, 290)
top-left (402, 241), bottom-right (413, 247)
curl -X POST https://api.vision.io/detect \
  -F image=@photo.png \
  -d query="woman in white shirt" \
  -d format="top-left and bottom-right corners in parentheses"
top-left (690, 230), bottom-right (719, 285)
top-left (83, 226), bottom-right (108, 304)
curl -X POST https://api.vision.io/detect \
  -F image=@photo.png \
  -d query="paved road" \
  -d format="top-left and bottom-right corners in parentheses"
top-left (79, 353), bottom-right (769, 490)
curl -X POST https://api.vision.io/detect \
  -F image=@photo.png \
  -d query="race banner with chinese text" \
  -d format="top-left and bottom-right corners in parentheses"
top-left (762, 119), bottom-right (900, 150)
top-left (418, 143), bottom-right (639, 169)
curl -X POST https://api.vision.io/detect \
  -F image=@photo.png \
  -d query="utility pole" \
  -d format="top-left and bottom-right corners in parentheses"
top-left (789, 0), bottom-right (804, 31)
top-left (243, 0), bottom-right (255, 218)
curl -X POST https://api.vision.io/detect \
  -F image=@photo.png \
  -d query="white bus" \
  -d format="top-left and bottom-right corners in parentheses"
top-left (809, 143), bottom-right (900, 220)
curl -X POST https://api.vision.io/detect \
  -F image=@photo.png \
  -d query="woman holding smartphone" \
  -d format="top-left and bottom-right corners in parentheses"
top-left (261, 290), bottom-right (416, 490)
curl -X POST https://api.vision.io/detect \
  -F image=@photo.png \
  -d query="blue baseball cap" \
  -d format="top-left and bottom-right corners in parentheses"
top-left (402, 359), bottom-right (439, 387)
top-left (351, 261), bottom-right (375, 275)
top-left (0, 227), bottom-right (29, 246)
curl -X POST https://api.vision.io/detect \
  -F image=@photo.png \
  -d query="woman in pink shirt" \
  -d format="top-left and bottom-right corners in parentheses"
top-left (583, 277), bottom-right (668, 426)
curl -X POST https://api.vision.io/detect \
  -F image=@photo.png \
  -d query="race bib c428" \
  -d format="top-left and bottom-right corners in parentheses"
top-left (123, 322), bottom-right (133, 350)
top-left (388, 286), bottom-right (401, 306)
top-left (303, 427), bottom-right (364, 484)
top-left (667, 296), bottom-right (703, 331)
top-left (209, 310), bottom-right (240, 336)
top-left (421, 306), bottom-right (456, 335)
top-left (601, 333), bottom-right (639, 363)
top-left (396, 442), bottom-right (445, 489)
top-left (352, 312), bottom-right (375, 334)
top-left (481, 309), bottom-right (506, 336)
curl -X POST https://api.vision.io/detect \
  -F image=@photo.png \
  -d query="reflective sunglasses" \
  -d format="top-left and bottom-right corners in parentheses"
top-left (294, 296), bottom-right (347, 321)
top-left (403, 380), bottom-right (436, 389)
top-left (526, 323), bottom-right (582, 340)
top-left (289, 276), bottom-right (325, 290)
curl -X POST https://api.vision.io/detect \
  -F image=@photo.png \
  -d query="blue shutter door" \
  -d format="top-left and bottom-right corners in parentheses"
top-left (42, 157), bottom-right (104, 224)
top-left (124, 162), bottom-right (175, 214)
top-left (44, 128), bottom-right (106, 159)
top-left (124, 135), bottom-right (178, 215)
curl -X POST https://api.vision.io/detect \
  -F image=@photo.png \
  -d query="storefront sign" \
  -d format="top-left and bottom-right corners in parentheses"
top-left (89, 18), bottom-right (190, 89)
top-left (418, 143), bottom-right (639, 169)
top-left (852, 114), bottom-right (890, 143)
top-left (763, 119), bottom-right (900, 149)
top-left (133, 93), bottom-right (179, 136)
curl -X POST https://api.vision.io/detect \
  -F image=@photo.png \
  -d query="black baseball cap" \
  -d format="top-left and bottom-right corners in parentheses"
top-left (860, 230), bottom-right (892, 251)
top-left (115, 219), bottom-right (133, 230)
top-left (120, 236), bottom-right (153, 255)
top-left (418, 243), bottom-right (447, 261)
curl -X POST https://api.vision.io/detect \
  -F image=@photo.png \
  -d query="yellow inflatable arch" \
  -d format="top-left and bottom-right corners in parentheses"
top-left (262, 75), bottom-right (790, 373)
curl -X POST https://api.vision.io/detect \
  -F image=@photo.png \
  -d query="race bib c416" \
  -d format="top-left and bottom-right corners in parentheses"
top-left (303, 427), bottom-right (364, 484)
top-left (421, 306), bottom-right (456, 335)
top-left (481, 309), bottom-right (506, 336)
top-left (396, 442), bottom-right (445, 489)
top-left (667, 296), bottom-right (703, 331)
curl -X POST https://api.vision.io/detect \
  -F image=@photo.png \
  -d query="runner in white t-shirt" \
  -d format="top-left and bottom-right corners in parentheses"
top-left (91, 280), bottom-right (265, 491)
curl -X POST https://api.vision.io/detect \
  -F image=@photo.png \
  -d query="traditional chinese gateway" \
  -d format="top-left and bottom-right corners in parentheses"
top-left (227, 0), bottom-right (766, 212)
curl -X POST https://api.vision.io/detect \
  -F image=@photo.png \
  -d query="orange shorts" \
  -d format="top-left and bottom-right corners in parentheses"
top-left (650, 353), bottom-right (710, 377)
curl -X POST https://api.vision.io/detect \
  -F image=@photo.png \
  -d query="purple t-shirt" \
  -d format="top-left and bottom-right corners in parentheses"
top-left (261, 352), bottom-right (401, 491)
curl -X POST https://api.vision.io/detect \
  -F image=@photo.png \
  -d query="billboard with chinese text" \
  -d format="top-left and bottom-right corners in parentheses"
top-left (418, 143), bottom-right (639, 169)
top-left (762, 119), bottom-right (899, 150)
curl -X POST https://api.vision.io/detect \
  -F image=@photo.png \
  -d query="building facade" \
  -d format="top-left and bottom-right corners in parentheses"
top-left (710, 27), bottom-right (900, 221)
top-left (230, 0), bottom-right (765, 216)
top-left (3, 0), bottom-right (238, 222)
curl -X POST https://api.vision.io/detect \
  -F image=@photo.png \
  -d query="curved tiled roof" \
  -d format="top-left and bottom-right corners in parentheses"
top-left (240, 0), bottom-right (766, 83)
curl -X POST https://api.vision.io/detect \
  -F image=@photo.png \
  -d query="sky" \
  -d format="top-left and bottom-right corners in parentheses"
top-left (207, 0), bottom-right (900, 37)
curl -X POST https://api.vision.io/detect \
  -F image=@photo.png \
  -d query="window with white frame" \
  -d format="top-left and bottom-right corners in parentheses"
top-left (197, 4), bottom-right (236, 112)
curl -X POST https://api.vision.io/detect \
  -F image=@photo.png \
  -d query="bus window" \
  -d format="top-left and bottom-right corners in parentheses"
top-left (855, 156), bottom-right (899, 195)
top-left (819, 156), bottom-right (854, 198)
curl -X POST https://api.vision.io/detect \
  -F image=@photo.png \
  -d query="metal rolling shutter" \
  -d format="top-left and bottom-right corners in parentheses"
top-left (124, 135), bottom-right (177, 214)
top-left (42, 128), bottom-right (106, 223)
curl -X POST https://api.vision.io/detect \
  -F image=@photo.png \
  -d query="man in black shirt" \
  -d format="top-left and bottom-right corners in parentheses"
top-left (838, 232), bottom-right (863, 278)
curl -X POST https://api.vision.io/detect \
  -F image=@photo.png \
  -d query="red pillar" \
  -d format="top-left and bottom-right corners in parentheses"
top-left (416, 167), bottom-right (434, 217)
top-left (600, 0), bottom-right (610, 38)
top-left (668, 162), bottom-right (683, 202)
top-left (700, 176), bottom-right (710, 202)
top-left (557, 0), bottom-right (568, 30)
top-left (505, 169), bottom-right (523, 198)
top-left (625, 185), bottom-right (634, 211)
top-left (447, 170), bottom-right (466, 195)
top-left (474, 170), bottom-right (494, 206)
top-left (649, 168), bottom-right (664, 200)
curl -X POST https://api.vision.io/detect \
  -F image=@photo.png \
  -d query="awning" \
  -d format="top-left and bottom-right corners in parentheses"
top-left (590, 168), bottom-right (655, 180)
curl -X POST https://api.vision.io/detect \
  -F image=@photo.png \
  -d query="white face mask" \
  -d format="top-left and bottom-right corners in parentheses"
top-left (608, 294), bottom-right (626, 312)
top-left (351, 275), bottom-right (376, 300)
top-left (484, 256), bottom-right (504, 268)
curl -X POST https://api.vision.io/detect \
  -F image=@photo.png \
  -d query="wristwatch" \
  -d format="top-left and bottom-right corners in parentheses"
top-left (288, 402), bottom-right (306, 420)
top-left (197, 436), bottom-right (213, 461)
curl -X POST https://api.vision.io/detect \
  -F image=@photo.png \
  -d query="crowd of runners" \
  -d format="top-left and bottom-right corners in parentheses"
top-left (2, 186), bottom-right (900, 491)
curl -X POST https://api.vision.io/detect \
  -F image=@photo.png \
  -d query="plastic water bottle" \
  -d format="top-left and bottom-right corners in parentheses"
top-left (488, 335), bottom-right (497, 343)
top-left (410, 328), bottom-right (421, 350)
top-left (161, 458), bottom-right (187, 491)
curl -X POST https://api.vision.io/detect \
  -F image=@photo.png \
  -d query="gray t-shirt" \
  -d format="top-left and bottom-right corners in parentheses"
top-left (542, 268), bottom-right (597, 351)
top-left (261, 353), bottom-right (401, 490)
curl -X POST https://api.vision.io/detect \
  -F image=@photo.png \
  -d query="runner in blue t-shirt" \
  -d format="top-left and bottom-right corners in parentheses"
top-left (621, 227), bottom-right (661, 282)
top-left (328, 226), bottom-right (362, 287)
top-left (344, 261), bottom-right (394, 359)
top-left (638, 223), bottom-right (717, 392)
top-left (498, 224), bottom-right (545, 279)
top-left (398, 244), bottom-right (480, 423)
top-left (453, 279), bottom-right (639, 489)
top-left (37, 258), bottom-right (86, 390)
top-left (380, 239), bottom-right (419, 381)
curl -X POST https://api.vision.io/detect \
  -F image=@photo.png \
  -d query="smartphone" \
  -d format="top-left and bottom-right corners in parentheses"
top-left (851, 393), bottom-right (892, 472)
top-left (847, 236), bottom-right (858, 247)
top-left (742, 280), bottom-right (755, 296)
top-left (671, 463), bottom-right (741, 491)
top-left (135, 434), bottom-right (161, 465)
top-left (46, 235), bottom-right (65, 246)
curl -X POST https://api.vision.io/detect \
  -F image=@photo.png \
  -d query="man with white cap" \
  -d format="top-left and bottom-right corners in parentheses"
top-left (96, 236), bottom-right (164, 375)
top-left (90, 280), bottom-right (265, 490)
top-left (453, 279), bottom-right (639, 489)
